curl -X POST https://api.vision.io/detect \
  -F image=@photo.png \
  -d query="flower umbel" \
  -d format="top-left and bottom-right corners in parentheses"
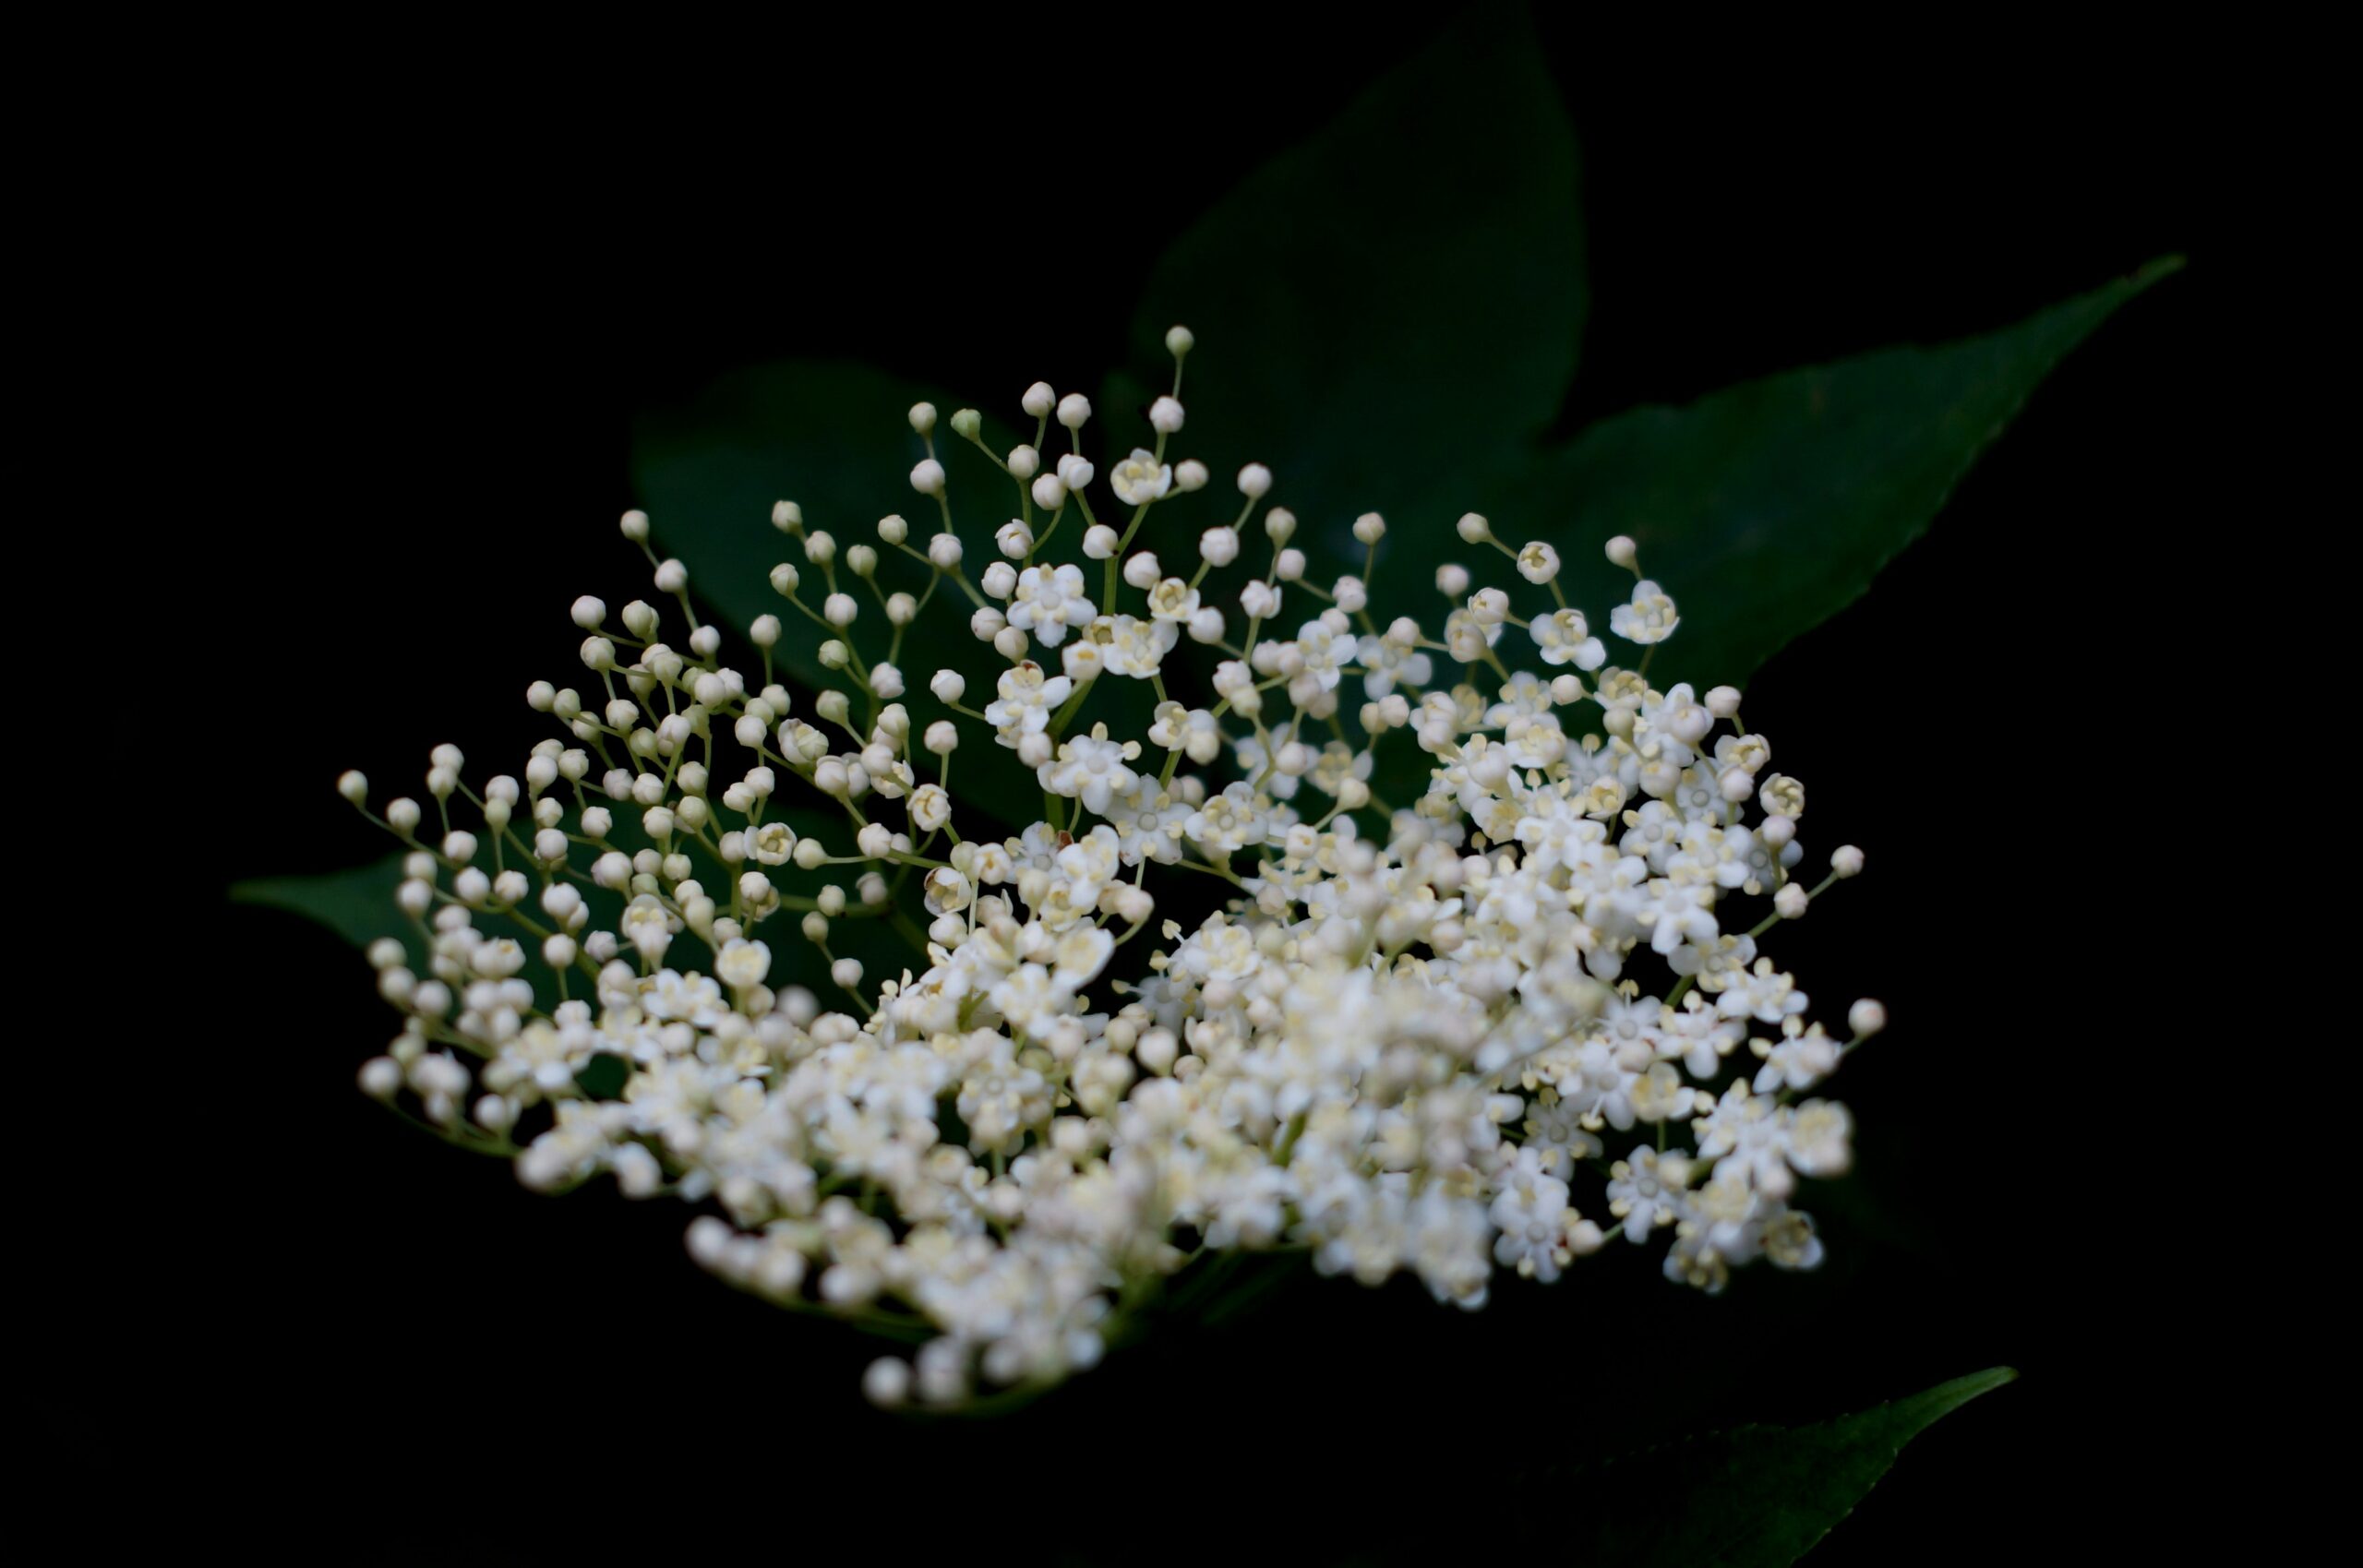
top-left (338, 329), bottom-right (1883, 1410)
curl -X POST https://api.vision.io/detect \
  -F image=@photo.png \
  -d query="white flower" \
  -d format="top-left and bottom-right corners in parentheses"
top-left (1038, 726), bottom-right (1142, 817)
top-left (1110, 449), bottom-right (1172, 506)
top-left (1521, 1092), bottom-right (1603, 1178)
top-left (1606, 1146), bottom-right (1688, 1244)
top-left (1050, 924), bottom-right (1114, 989)
top-left (1785, 1099), bottom-right (1853, 1179)
top-left (716, 939), bottom-right (772, 989)
top-left (1355, 631), bottom-right (1433, 699)
top-left (1304, 740), bottom-right (1372, 799)
top-left (1146, 577), bottom-right (1201, 624)
top-left (909, 784), bottom-right (953, 835)
top-left (1106, 783), bottom-right (1189, 866)
top-left (1148, 701), bottom-right (1221, 763)
top-left (620, 895), bottom-right (678, 962)
top-left (1645, 878), bottom-right (1719, 956)
top-left (1490, 1151), bottom-right (1586, 1283)
top-left (1445, 607), bottom-right (1499, 663)
top-left (1530, 607), bottom-right (1607, 669)
top-left (1612, 580), bottom-right (1681, 644)
top-left (1007, 564), bottom-right (1096, 647)
top-left (985, 662), bottom-right (1073, 746)
top-left (1183, 783), bottom-right (1267, 856)
top-left (1100, 614), bottom-right (1179, 679)
top-left (1232, 735), bottom-right (1299, 799)
top-left (1293, 619), bottom-right (1349, 692)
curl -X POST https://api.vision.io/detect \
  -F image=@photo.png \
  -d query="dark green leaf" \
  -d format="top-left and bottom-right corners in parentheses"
top-left (231, 855), bottom-right (412, 958)
top-left (573, 1052), bottom-right (630, 1100)
top-left (1548, 1367), bottom-right (2018, 1566)
top-left (1489, 257), bottom-right (2184, 690)
top-left (1109, 0), bottom-right (1584, 569)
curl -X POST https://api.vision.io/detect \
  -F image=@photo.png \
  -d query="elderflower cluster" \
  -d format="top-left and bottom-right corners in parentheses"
top-left (338, 327), bottom-right (1886, 1409)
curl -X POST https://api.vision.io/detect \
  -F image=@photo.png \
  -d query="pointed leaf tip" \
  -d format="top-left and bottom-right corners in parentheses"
top-left (1489, 260), bottom-right (2181, 689)
top-left (1529, 1366), bottom-right (2021, 1566)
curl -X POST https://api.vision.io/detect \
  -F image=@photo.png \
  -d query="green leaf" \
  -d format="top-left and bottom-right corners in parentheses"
top-left (573, 1052), bottom-right (630, 1101)
top-left (1109, 0), bottom-right (1584, 569)
top-left (232, 855), bottom-right (412, 957)
top-left (1490, 257), bottom-right (2184, 690)
top-left (1555, 1367), bottom-right (2019, 1566)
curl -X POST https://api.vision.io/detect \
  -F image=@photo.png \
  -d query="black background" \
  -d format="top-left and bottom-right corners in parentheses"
top-left (90, 6), bottom-right (2221, 1559)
